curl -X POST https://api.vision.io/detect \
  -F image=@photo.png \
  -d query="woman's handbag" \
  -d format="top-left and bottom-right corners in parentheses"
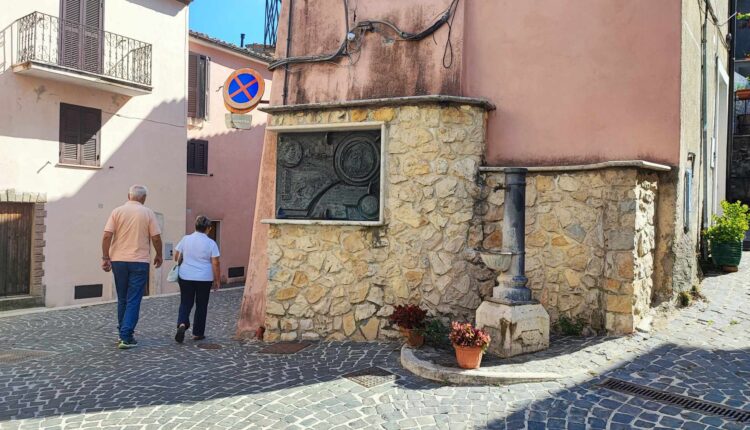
top-left (167, 251), bottom-right (183, 283)
top-left (167, 263), bottom-right (179, 283)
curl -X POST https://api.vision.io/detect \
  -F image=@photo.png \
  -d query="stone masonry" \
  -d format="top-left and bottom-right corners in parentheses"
top-left (263, 102), bottom-right (666, 340)
top-left (263, 103), bottom-right (490, 342)
top-left (474, 170), bottom-right (659, 334)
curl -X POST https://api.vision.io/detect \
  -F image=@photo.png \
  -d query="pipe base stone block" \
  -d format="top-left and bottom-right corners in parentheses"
top-left (476, 301), bottom-right (550, 358)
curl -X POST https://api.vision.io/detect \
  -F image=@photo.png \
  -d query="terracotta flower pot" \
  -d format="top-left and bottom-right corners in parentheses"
top-left (453, 344), bottom-right (484, 369)
top-left (399, 327), bottom-right (425, 348)
top-left (737, 89), bottom-right (750, 101)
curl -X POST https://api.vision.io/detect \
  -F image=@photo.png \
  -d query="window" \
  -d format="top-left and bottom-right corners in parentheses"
top-left (187, 139), bottom-right (208, 174)
top-left (188, 52), bottom-right (209, 119)
top-left (60, 0), bottom-right (104, 73)
top-left (59, 103), bottom-right (101, 166)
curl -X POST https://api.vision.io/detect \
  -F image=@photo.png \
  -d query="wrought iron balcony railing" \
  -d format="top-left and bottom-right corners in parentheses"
top-left (15, 11), bottom-right (152, 87)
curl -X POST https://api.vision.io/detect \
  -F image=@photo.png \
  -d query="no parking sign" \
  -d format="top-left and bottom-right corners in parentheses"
top-left (223, 68), bottom-right (265, 114)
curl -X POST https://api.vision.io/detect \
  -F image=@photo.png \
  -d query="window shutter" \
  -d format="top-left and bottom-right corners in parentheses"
top-left (187, 139), bottom-right (208, 174)
top-left (188, 53), bottom-right (198, 118)
top-left (197, 55), bottom-right (208, 119)
top-left (187, 139), bottom-right (197, 173)
top-left (80, 107), bottom-right (101, 166)
top-left (60, 0), bottom-right (83, 69)
top-left (60, 104), bottom-right (81, 164)
top-left (203, 56), bottom-right (210, 119)
top-left (81, 0), bottom-right (103, 74)
top-left (198, 140), bottom-right (208, 173)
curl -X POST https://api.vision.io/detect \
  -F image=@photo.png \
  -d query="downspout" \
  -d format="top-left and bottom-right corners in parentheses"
top-left (728, 0), bottom-right (737, 201)
top-left (282, 0), bottom-right (293, 105)
top-left (700, 0), bottom-right (709, 259)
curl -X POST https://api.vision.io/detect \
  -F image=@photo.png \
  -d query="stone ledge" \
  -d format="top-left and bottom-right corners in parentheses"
top-left (260, 95), bottom-right (496, 114)
top-left (479, 160), bottom-right (671, 173)
top-left (400, 345), bottom-right (562, 385)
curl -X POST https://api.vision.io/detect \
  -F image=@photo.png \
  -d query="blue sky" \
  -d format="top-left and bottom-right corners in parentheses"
top-left (189, 0), bottom-right (267, 45)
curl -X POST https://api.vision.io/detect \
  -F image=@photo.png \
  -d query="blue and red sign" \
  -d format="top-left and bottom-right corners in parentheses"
top-left (223, 68), bottom-right (265, 113)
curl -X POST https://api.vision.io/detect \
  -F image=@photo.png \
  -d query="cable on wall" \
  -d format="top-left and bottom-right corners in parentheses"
top-left (268, 0), bottom-right (460, 71)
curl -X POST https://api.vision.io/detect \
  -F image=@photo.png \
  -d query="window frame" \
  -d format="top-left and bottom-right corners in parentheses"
top-left (187, 52), bottom-right (210, 120)
top-left (187, 138), bottom-right (209, 175)
top-left (58, 102), bottom-right (102, 167)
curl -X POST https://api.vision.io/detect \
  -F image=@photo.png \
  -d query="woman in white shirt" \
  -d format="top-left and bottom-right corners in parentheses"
top-left (173, 215), bottom-right (221, 343)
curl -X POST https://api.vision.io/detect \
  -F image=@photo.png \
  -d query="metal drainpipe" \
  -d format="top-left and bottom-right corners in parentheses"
top-left (497, 168), bottom-right (531, 303)
top-left (700, 0), bottom-right (709, 259)
top-left (282, 0), bottom-right (293, 105)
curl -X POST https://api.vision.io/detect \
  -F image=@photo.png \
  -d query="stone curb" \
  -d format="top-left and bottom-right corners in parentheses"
top-left (0, 286), bottom-right (245, 319)
top-left (400, 345), bottom-right (562, 385)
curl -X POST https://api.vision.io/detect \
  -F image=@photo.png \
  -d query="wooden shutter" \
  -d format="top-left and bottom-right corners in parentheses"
top-left (197, 55), bottom-right (208, 118)
top-left (80, 107), bottom-right (101, 166)
top-left (81, 0), bottom-right (103, 74)
top-left (187, 139), bottom-right (208, 174)
top-left (188, 53), bottom-right (198, 117)
top-left (187, 53), bottom-right (208, 119)
top-left (60, 0), bottom-right (83, 69)
top-left (60, 103), bottom-right (101, 166)
top-left (60, 103), bottom-right (81, 164)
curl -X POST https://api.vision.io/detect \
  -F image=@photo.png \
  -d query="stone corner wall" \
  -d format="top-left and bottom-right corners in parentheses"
top-left (473, 169), bottom-right (659, 335)
top-left (263, 103), bottom-right (489, 342)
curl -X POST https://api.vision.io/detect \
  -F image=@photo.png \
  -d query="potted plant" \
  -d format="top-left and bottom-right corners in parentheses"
top-left (389, 304), bottom-right (427, 347)
top-left (704, 200), bottom-right (750, 272)
top-left (738, 12), bottom-right (750, 29)
top-left (737, 81), bottom-right (750, 100)
top-left (449, 321), bottom-right (491, 369)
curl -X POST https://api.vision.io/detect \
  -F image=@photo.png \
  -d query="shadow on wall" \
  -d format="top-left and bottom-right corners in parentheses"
top-left (39, 98), bottom-right (257, 303)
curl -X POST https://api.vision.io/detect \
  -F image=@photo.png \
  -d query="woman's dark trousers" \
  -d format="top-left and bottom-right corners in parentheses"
top-left (177, 279), bottom-right (212, 337)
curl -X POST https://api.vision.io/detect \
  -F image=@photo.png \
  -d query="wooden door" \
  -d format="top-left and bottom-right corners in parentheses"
top-left (0, 203), bottom-right (33, 297)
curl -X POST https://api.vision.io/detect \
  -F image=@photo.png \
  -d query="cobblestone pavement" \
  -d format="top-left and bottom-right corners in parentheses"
top-left (2, 255), bottom-right (750, 429)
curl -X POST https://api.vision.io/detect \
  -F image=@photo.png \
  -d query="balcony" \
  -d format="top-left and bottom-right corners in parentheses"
top-left (12, 12), bottom-right (152, 96)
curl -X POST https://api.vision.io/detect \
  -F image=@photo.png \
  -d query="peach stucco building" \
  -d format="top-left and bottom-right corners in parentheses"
top-left (237, 0), bottom-right (731, 341)
top-left (0, 0), bottom-right (191, 308)
top-left (185, 31), bottom-right (271, 285)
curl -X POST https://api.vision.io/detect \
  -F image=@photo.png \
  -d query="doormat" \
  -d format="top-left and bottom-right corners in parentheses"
top-left (343, 367), bottom-right (398, 388)
top-left (0, 349), bottom-right (54, 364)
top-left (260, 342), bottom-right (311, 354)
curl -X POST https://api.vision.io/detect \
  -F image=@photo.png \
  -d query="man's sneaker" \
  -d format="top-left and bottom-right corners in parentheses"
top-left (175, 325), bottom-right (187, 343)
top-left (116, 338), bottom-right (138, 346)
top-left (117, 339), bottom-right (138, 349)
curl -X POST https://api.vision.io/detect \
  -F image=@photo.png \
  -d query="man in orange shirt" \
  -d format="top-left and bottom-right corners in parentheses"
top-left (101, 185), bottom-right (163, 349)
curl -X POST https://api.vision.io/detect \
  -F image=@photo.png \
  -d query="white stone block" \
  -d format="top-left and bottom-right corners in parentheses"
top-left (475, 300), bottom-right (550, 358)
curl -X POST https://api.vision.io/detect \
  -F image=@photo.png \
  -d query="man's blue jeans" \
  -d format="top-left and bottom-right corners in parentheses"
top-left (111, 261), bottom-right (149, 342)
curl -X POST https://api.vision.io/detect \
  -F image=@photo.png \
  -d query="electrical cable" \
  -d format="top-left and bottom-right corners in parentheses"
top-left (268, 0), bottom-right (460, 71)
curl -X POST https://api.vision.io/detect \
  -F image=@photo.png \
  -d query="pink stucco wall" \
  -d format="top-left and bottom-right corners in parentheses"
top-left (463, 0), bottom-right (682, 166)
top-left (186, 40), bottom-right (271, 282)
top-left (265, 0), bottom-right (681, 165)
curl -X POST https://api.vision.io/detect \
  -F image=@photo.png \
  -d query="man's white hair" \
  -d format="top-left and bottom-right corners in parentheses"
top-left (128, 185), bottom-right (148, 200)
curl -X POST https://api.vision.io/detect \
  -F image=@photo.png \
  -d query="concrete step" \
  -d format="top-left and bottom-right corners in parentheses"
top-left (0, 295), bottom-right (44, 312)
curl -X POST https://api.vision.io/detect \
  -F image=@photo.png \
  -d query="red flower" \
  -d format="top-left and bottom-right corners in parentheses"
top-left (389, 304), bottom-right (427, 330)
top-left (449, 321), bottom-right (491, 351)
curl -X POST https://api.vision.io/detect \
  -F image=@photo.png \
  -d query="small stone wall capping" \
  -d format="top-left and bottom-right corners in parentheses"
top-left (261, 219), bottom-right (385, 226)
top-left (479, 160), bottom-right (671, 173)
top-left (260, 95), bottom-right (496, 114)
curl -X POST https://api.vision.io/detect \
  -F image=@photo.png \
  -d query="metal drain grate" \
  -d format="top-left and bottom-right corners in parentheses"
top-left (196, 343), bottom-right (222, 350)
top-left (0, 349), bottom-right (54, 364)
top-left (260, 342), bottom-right (311, 354)
top-left (343, 366), bottom-right (398, 388)
top-left (599, 378), bottom-right (750, 423)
